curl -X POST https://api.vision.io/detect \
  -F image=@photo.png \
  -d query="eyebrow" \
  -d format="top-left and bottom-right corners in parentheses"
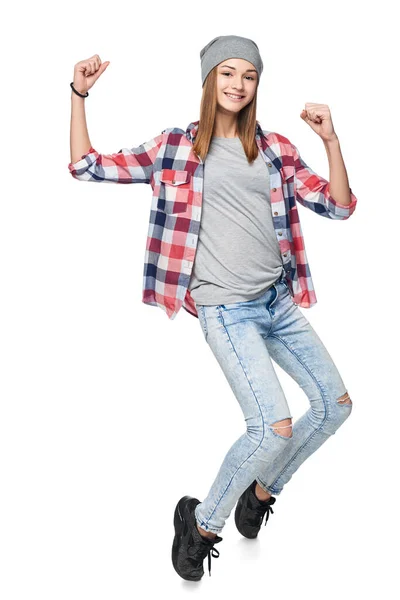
top-left (219, 64), bottom-right (257, 73)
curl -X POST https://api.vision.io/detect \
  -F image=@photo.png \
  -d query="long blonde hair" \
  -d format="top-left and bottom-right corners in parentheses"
top-left (192, 66), bottom-right (261, 165)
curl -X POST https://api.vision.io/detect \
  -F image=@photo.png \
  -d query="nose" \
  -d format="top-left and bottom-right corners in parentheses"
top-left (231, 76), bottom-right (244, 90)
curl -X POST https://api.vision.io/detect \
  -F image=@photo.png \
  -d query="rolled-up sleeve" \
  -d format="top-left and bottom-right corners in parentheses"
top-left (291, 143), bottom-right (358, 220)
top-left (68, 133), bottom-right (164, 184)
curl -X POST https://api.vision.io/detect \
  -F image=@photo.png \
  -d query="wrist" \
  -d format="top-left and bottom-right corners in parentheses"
top-left (71, 90), bottom-right (86, 99)
top-left (70, 82), bottom-right (88, 98)
top-left (322, 134), bottom-right (339, 145)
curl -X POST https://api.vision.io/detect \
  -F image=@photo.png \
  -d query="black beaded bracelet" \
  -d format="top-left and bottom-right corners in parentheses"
top-left (70, 82), bottom-right (89, 98)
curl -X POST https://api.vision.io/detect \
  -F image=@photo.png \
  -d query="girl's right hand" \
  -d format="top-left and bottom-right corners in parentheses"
top-left (72, 55), bottom-right (110, 95)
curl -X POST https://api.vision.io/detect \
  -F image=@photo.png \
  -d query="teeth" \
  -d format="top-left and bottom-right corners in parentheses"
top-left (225, 93), bottom-right (243, 99)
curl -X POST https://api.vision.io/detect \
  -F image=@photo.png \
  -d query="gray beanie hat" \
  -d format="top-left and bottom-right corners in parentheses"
top-left (200, 34), bottom-right (263, 86)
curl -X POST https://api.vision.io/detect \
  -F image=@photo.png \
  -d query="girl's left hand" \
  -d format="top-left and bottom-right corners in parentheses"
top-left (300, 103), bottom-right (337, 142)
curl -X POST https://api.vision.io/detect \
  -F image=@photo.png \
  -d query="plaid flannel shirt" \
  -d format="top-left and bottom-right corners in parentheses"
top-left (68, 120), bottom-right (358, 320)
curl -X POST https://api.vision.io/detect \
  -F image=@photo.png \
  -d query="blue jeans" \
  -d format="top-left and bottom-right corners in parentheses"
top-left (194, 269), bottom-right (353, 534)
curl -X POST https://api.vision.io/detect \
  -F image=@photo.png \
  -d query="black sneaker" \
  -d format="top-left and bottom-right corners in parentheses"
top-left (172, 495), bottom-right (223, 581)
top-left (234, 480), bottom-right (276, 539)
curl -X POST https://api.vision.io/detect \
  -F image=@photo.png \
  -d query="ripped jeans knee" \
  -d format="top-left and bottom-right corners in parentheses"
top-left (269, 417), bottom-right (293, 440)
top-left (337, 391), bottom-right (352, 406)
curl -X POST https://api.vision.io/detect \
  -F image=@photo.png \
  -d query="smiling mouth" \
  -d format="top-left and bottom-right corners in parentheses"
top-left (224, 93), bottom-right (245, 99)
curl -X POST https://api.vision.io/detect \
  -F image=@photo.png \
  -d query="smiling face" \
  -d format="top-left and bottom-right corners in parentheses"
top-left (215, 58), bottom-right (258, 113)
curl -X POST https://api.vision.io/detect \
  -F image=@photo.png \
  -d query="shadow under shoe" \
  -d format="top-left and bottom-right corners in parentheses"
top-left (234, 480), bottom-right (276, 539)
top-left (172, 495), bottom-right (223, 581)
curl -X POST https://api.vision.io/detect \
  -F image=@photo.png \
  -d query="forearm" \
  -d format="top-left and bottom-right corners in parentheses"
top-left (70, 91), bottom-right (92, 164)
top-left (322, 135), bottom-right (352, 206)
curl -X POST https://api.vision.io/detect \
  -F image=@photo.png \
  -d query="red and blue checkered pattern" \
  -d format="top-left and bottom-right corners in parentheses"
top-left (68, 120), bottom-right (358, 320)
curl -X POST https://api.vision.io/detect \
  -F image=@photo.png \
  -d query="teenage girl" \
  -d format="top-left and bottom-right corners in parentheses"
top-left (69, 34), bottom-right (356, 583)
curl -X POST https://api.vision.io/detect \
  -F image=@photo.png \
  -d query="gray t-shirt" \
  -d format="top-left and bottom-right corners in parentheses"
top-left (188, 136), bottom-right (283, 306)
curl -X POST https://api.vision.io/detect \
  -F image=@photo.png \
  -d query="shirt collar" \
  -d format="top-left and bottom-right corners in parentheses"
top-left (186, 120), bottom-right (265, 144)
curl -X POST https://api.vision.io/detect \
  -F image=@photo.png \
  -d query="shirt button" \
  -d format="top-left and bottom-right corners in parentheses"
top-left (272, 187), bottom-right (277, 192)
top-left (278, 232), bottom-right (282, 236)
top-left (267, 162), bottom-right (272, 167)
top-left (274, 211), bottom-right (278, 216)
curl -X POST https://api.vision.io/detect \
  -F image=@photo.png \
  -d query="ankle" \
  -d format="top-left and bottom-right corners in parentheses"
top-left (255, 482), bottom-right (272, 501)
top-left (196, 523), bottom-right (217, 539)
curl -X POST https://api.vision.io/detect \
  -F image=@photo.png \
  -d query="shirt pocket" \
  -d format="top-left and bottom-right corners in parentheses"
top-left (157, 168), bottom-right (192, 214)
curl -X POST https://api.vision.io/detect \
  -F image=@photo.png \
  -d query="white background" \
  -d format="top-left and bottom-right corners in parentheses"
top-left (1, 0), bottom-right (398, 597)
